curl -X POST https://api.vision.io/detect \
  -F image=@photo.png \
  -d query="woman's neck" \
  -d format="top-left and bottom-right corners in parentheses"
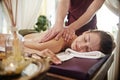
top-left (67, 35), bottom-right (77, 47)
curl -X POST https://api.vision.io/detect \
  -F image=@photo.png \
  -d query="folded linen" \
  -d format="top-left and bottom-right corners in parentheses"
top-left (0, 46), bottom-right (5, 52)
top-left (56, 48), bottom-right (105, 62)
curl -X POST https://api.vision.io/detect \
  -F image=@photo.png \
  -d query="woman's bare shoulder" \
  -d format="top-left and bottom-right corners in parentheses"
top-left (24, 31), bottom-right (47, 42)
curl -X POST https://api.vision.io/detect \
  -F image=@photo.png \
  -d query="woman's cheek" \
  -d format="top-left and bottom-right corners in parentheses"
top-left (71, 42), bottom-right (76, 50)
top-left (72, 42), bottom-right (79, 51)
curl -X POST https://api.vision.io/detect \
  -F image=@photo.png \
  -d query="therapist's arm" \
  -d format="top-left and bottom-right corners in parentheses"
top-left (69, 0), bottom-right (105, 30)
top-left (62, 0), bottom-right (105, 42)
top-left (40, 0), bottom-right (70, 42)
top-left (55, 0), bottom-right (70, 26)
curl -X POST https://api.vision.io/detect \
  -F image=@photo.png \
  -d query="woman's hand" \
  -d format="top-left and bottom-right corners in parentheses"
top-left (24, 47), bottom-right (61, 65)
top-left (36, 49), bottom-right (62, 65)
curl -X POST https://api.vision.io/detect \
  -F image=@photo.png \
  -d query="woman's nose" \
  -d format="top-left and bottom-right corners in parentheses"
top-left (78, 43), bottom-right (87, 51)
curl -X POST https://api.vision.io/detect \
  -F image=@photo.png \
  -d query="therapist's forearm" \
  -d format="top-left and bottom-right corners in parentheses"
top-left (55, 0), bottom-right (70, 26)
top-left (69, 0), bottom-right (105, 31)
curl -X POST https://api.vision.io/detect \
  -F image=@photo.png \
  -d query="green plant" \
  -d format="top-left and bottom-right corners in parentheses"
top-left (34, 15), bottom-right (50, 32)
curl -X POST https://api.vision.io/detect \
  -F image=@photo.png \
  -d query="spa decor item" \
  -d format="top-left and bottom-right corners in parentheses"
top-left (0, 0), bottom-right (27, 75)
top-left (34, 15), bottom-right (50, 32)
top-left (0, 54), bottom-right (50, 80)
top-left (0, 0), bottom-right (50, 79)
top-left (18, 15), bottom-right (50, 36)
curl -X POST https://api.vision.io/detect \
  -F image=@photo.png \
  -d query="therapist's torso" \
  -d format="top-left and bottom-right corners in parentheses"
top-left (66, 0), bottom-right (97, 36)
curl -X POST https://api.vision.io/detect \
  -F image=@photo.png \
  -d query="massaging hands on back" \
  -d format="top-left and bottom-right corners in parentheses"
top-left (39, 25), bottom-right (76, 64)
top-left (38, 25), bottom-right (75, 64)
top-left (40, 24), bottom-right (75, 42)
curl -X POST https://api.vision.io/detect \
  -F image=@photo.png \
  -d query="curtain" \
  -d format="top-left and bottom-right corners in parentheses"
top-left (17, 0), bottom-right (43, 29)
top-left (39, 0), bottom-right (57, 27)
top-left (105, 0), bottom-right (120, 80)
top-left (46, 0), bottom-right (57, 26)
top-left (0, 1), bottom-right (3, 33)
top-left (2, 0), bottom-right (43, 31)
top-left (108, 24), bottom-right (120, 80)
top-left (105, 0), bottom-right (119, 16)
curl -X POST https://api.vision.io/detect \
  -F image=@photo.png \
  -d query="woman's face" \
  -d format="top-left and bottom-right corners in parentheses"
top-left (71, 32), bottom-right (101, 52)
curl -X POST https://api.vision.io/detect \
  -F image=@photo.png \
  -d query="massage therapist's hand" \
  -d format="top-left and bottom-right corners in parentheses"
top-left (57, 26), bottom-right (75, 42)
top-left (40, 25), bottom-right (63, 43)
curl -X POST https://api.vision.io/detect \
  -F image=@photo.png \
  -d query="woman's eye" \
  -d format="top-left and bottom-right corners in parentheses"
top-left (84, 34), bottom-right (89, 43)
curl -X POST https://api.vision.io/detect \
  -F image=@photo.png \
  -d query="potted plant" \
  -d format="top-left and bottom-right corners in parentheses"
top-left (19, 15), bottom-right (50, 36)
top-left (34, 15), bottom-right (50, 32)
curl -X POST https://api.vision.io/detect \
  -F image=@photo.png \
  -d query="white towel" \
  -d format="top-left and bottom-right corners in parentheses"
top-left (0, 46), bottom-right (5, 52)
top-left (56, 48), bottom-right (105, 62)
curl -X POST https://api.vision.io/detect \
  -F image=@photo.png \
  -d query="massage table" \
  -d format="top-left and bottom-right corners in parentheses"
top-left (46, 54), bottom-right (114, 80)
top-left (19, 32), bottom-right (114, 80)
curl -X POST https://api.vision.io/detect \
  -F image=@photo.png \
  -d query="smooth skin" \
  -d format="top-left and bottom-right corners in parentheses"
top-left (24, 31), bottom-right (101, 64)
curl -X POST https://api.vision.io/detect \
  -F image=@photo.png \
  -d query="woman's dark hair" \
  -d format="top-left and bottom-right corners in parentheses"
top-left (90, 30), bottom-right (116, 54)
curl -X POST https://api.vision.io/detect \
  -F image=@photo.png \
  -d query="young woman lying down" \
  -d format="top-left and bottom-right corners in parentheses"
top-left (24, 29), bottom-right (115, 64)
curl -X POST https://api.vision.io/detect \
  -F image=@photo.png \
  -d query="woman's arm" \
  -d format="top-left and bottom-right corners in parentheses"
top-left (24, 47), bottom-right (61, 64)
top-left (24, 31), bottom-right (77, 53)
top-left (24, 36), bottom-right (66, 53)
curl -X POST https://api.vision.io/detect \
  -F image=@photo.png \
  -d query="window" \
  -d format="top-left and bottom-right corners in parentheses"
top-left (97, 4), bottom-right (119, 39)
